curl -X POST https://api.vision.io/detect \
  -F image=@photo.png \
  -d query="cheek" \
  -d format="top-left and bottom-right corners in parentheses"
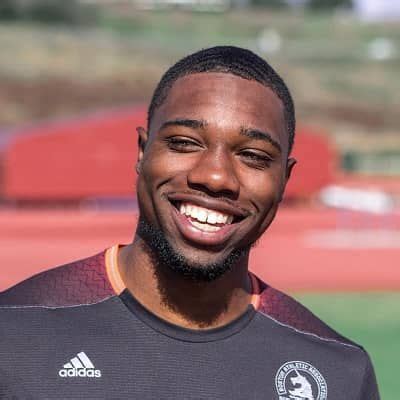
top-left (137, 148), bottom-right (192, 219)
top-left (144, 146), bottom-right (195, 184)
top-left (242, 169), bottom-right (282, 208)
top-left (140, 149), bottom-right (177, 189)
top-left (241, 169), bottom-right (284, 232)
top-left (136, 150), bottom-right (169, 221)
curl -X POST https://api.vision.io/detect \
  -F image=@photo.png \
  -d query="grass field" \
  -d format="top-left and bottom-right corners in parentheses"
top-left (295, 292), bottom-right (400, 400)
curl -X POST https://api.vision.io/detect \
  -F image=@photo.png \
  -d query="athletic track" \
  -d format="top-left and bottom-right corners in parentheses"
top-left (1, 206), bottom-right (399, 292)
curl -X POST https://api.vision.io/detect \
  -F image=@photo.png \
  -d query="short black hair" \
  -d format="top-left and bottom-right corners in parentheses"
top-left (147, 45), bottom-right (296, 154)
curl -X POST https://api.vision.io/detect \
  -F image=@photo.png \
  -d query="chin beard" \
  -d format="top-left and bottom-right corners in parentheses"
top-left (136, 217), bottom-right (250, 282)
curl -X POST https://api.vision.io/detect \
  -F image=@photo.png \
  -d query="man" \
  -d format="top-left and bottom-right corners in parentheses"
top-left (0, 46), bottom-right (379, 399)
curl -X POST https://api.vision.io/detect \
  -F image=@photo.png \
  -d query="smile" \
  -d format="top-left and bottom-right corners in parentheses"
top-left (168, 195), bottom-right (248, 247)
top-left (179, 202), bottom-right (234, 233)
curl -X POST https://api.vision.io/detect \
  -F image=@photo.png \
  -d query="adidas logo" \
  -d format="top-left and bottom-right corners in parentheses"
top-left (58, 351), bottom-right (102, 378)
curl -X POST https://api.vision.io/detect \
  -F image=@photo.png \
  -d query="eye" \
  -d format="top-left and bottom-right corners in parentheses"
top-left (164, 136), bottom-right (202, 152)
top-left (239, 150), bottom-right (273, 169)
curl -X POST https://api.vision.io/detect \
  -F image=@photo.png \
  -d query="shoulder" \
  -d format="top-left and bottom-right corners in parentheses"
top-left (255, 278), bottom-right (359, 348)
top-left (0, 250), bottom-right (114, 307)
top-left (253, 278), bottom-right (382, 397)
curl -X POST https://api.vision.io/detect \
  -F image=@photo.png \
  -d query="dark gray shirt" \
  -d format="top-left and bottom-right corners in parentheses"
top-left (0, 249), bottom-right (380, 399)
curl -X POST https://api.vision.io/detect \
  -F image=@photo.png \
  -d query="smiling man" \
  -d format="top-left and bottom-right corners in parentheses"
top-left (0, 46), bottom-right (379, 399)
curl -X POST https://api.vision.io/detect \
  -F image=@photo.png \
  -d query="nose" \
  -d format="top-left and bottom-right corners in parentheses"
top-left (187, 147), bottom-right (240, 198)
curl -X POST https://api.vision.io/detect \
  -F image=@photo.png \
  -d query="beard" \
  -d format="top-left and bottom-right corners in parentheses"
top-left (136, 217), bottom-right (250, 282)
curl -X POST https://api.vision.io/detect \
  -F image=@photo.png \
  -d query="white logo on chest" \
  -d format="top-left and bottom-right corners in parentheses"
top-left (275, 361), bottom-right (327, 400)
top-left (58, 351), bottom-right (102, 378)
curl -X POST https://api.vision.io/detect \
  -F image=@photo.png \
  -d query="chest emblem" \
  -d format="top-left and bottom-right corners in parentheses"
top-left (58, 351), bottom-right (102, 378)
top-left (275, 361), bottom-right (327, 400)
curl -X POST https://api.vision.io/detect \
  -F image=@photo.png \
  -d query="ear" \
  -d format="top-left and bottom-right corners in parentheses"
top-left (278, 157), bottom-right (297, 202)
top-left (136, 126), bottom-right (148, 175)
top-left (285, 157), bottom-right (296, 183)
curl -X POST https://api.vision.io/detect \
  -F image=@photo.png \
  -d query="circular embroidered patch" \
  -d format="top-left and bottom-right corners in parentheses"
top-left (275, 360), bottom-right (328, 400)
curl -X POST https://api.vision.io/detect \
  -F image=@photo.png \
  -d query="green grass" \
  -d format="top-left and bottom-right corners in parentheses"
top-left (295, 292), bottom-right (400, 400)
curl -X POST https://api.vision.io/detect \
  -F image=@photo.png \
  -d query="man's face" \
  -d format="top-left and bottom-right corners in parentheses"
top-left (136, 72), bottom-right (295, 275)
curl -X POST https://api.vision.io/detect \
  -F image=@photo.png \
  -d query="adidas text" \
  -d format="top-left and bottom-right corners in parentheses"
top-left (59, 368), bottom-right (101, 378)
top-left (58, 351), bottom-right (101, 378)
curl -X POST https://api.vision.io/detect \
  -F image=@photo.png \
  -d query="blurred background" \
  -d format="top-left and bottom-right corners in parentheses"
top-left (0, 0), bottom-right (399, 397)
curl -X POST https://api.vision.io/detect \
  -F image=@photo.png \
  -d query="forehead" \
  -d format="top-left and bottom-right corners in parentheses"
top-left (151, 72), bottom-right (287, 150)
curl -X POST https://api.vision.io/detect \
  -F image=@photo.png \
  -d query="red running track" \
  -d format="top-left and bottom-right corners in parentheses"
top-left (1, 206), bottom-right (399, 292)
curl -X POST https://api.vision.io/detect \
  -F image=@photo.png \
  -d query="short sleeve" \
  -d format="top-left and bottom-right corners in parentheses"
top-left (358, 352), bottom-right (380, 400)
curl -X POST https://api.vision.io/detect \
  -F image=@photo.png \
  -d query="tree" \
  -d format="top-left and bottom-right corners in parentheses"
top-left (0, 0), bottom-right (20, 20)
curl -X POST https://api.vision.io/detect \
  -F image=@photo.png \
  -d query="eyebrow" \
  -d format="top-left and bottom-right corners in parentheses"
top-left (240, 127), bottom-right (282, 153)
top-left (159, 119), bottom-right (282, 153)
top-left (159, 118), bottom-right (207, 131)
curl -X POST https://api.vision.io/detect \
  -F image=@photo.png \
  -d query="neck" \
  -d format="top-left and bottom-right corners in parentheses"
top-left (117, 239), bottom-right (254, 330)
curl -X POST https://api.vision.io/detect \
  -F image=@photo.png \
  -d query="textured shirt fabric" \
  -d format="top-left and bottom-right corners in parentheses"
top-left (0, 246), bottom-right (380, 400)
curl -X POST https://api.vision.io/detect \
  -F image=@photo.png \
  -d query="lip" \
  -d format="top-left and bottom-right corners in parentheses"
top-left (170, 205), bottom-right (242, 247)
top-left (167, 192), bottom-right (250, 219)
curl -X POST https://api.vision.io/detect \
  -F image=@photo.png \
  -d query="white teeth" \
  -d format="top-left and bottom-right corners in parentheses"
top-left (178, 202), bottom-right (234, 227)
top-left (197, 209), bottom-right (208, 222)
top-left (191, 220), bottom-right (221, 232)
top-left (216, 213), bottom-right (226, 224)
top-left (207, 212), bottom-right (218, 224)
